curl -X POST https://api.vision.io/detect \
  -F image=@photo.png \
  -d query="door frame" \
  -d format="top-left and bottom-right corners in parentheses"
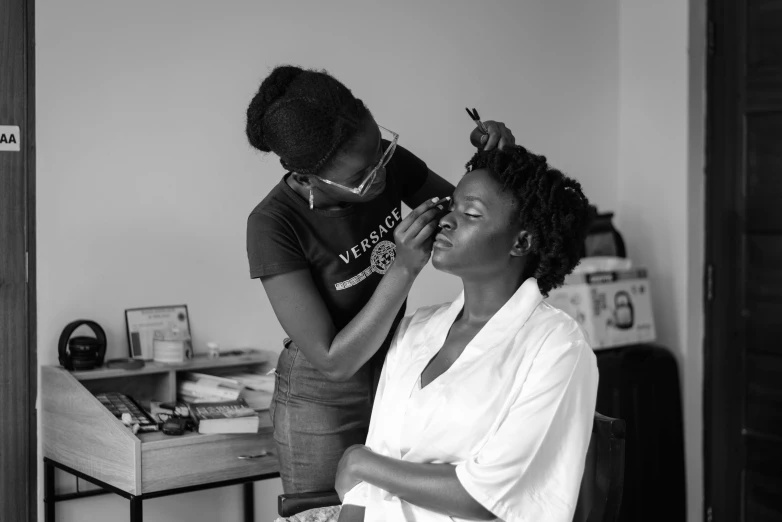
top-left (0, 0), bottom-right (37, 519)
top-left (27, 0), bottom-right (38, 518)
top-left (703, 0), bottom-right (745, 520)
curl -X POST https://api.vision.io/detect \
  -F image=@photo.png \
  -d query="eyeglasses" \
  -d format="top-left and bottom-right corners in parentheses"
top-left (312, 125), bottom-right (398, 196)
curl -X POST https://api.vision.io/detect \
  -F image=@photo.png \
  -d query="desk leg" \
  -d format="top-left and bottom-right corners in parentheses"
top-left (243, 482), bottom-right (255, 522)
top-left (130, 496), bottom-right (142, 522)
top-left (44, 460), bottom-right (55, 522)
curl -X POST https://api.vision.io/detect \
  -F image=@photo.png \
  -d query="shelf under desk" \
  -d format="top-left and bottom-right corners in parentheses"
top-left (41, 353), bottom-right (281, 522)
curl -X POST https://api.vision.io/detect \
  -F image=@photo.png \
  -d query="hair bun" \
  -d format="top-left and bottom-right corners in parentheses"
top-left (261, 66), bottom-right (304, 105)
top-left (246, 65), bottom-right (305, 152)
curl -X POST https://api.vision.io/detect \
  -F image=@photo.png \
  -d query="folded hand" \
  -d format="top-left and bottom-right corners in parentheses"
top-left (335, 444), bottom-right (371, 501)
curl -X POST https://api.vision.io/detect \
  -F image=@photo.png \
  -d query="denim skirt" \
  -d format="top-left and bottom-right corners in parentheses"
top-left (269, 339), bottom-right (375, 494)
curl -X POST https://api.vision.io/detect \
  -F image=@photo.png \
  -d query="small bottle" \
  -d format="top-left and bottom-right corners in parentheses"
top-left (207, 342), bottom-right (220, 359)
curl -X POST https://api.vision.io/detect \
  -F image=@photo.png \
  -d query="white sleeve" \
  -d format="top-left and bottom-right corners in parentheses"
top-left (341, 481), bottom-right (370, 507)
top-left (363, 314), bottom-right (411, 450)
top-left (342, 316), bottom-right (414, 507)
top-left (454, 339), bottom-right (599, 522)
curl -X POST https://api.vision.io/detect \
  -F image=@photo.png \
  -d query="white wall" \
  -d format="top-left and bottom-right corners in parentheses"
top-left (35, 1), bottom-right (620, 520)
top-left (615, 1), bottom-right (706, 521)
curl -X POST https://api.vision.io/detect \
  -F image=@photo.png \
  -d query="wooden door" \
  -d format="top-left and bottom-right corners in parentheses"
top-left (0, 0), bottom-right (36, 520)
top-left (705, 0), bottom-right (782, 520)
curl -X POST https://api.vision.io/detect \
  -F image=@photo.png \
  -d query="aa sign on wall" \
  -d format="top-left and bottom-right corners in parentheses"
top-left (0, 126), bottom-right (20, 151)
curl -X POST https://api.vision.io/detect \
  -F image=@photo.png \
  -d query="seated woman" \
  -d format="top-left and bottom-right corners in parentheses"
top-left (334, 144), bottom-right (598, 522)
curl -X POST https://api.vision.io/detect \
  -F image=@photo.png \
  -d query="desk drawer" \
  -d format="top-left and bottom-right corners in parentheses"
top-left (141, 431), bottom-right (278, 494)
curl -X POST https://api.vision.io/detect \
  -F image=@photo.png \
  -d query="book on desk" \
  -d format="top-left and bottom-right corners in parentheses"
top-left (41, 351), bottom-right (280, 496)
top-left (188, 398), bottom-right (260, 434)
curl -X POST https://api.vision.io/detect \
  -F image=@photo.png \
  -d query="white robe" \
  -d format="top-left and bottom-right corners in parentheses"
top-left (342, 278), bottom-right (599, 522)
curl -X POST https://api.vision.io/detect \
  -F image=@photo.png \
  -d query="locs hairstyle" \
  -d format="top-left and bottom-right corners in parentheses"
top-left (465, 146), bottom-right (591, 296)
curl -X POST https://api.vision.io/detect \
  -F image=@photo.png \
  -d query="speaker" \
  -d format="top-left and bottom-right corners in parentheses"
top-left (58, 320), bottom-right (107, 371)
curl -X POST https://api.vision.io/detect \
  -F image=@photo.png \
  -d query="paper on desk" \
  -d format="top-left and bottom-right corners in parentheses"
top-left (573, 256), bottom-right (633, 274)
top-left (220, 372), bottom-right (275, 393)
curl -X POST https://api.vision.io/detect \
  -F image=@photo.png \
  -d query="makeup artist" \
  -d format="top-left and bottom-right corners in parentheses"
top-left (244, 65), bottom-right (515, 495)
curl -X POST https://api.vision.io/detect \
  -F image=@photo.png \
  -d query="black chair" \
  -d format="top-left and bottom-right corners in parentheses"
top-left (278, 412), bottom-right (626, 522)
top-left (572, 412), bottom-right (626, 522)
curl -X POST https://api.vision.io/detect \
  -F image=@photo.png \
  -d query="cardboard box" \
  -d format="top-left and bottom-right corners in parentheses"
top-left (546, 267), bottom-right (656, 350)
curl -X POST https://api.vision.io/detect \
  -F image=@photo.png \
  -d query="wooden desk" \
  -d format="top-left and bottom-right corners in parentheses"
top-left (41, 353), bottom-right (281, 522)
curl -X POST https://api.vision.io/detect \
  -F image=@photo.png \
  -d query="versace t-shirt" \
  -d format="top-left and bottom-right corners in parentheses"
top-left (246, 143), bottom-right (429, 372)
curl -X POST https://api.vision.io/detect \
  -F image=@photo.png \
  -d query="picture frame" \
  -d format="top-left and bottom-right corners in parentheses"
top-left (125, 304), bottom-right (192, 360)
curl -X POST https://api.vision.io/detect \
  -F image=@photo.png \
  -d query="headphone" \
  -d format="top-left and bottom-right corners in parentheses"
top-left (58, 320), bottom-right (107, 371)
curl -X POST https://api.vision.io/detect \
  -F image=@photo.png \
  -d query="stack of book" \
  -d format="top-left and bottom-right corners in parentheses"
top-left (177, 371), bottom-right (275, 410)
top-left (217, 371), bottom-right (275, 411)
top-left (176, 371), bottom-right (275, 434)
top-left (178, 372), bottom-right (243, 403)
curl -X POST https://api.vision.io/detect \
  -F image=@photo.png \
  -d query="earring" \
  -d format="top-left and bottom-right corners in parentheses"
top-left (309, 188), bottom-right (314, 210)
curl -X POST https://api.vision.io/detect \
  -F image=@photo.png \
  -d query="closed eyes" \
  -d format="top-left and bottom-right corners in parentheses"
top-left (450, 206), bottom-right (480, 218)
top-left (446, 200), bottom-right (481, 218)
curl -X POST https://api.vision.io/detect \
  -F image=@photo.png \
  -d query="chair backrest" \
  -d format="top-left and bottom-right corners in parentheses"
top-left (572, 412), bottom-right (626, 522)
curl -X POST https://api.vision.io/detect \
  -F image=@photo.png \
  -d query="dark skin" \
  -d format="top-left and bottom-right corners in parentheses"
top-left (261, 117), bottom-right (516, 381)
top-left (336, 169), bottom-right (534, 521)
